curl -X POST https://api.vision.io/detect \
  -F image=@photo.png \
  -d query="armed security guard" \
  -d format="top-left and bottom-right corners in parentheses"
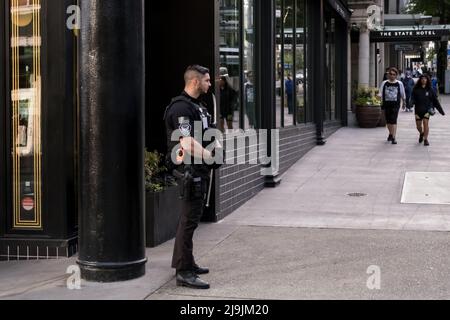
top-left (164, 65), bottom-right (220, 289)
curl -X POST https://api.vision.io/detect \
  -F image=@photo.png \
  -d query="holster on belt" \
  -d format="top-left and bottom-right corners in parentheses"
top-left (173, 168), bottom-right (193, 201)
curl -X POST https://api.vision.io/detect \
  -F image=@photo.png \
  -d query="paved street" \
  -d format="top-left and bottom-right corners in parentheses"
top-left (1, 96), bottom-right (450, 300)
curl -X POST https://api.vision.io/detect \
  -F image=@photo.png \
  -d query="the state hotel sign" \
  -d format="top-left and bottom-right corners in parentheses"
top-left (371, 28), bottom-right (450, 43)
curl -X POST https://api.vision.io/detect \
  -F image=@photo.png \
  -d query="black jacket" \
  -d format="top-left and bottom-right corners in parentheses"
top-left (411, 87), bottom-right (445, 116)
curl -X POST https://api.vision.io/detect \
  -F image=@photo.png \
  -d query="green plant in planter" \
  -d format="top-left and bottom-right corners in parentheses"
top-left (145, 150), bottom-right (181, 248)
top-left (354, 87), bottom-right (381, 107)
top-left (354, 87), bottom-right (384, 128)
top-left (144, 150), bottom-right (177, 193)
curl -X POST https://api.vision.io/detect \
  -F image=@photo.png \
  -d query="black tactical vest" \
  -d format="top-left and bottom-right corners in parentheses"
top-left (164, 95), bottom-right (212, 173)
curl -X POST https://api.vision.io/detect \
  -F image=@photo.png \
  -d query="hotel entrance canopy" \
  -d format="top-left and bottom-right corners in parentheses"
top-left (370, 25), bottom-right (450, 42)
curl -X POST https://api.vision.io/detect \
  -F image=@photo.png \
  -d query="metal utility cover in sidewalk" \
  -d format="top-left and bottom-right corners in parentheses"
top-left (401, 172), bottom-right (450, 205)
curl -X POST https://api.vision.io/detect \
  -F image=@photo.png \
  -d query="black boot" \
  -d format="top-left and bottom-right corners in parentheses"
top-left (193, 265), bottom-right (210, 275)
top-left (176, 271), bottom-right (210, 289)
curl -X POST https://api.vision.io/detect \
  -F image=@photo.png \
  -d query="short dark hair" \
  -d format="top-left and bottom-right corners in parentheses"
top-left (186, 65), bottom-right (209, 75)
top-left (184, 65), bottom-right (210, 83)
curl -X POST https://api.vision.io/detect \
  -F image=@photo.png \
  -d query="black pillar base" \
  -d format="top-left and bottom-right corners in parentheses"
top-left (265, 175), bottom-right (282, 188)
top-left (78, 259), bottom-right (147, 283)
top-left (317, 137), bottom-right (327, 146)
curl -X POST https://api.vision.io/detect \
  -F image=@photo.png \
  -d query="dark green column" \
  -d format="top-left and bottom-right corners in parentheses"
top-left (311, 0), bottom-right (326, 145)
top-left (257, 0), bottom-right (281, 187)
top-left (77, 0), bottom-right (147, 282)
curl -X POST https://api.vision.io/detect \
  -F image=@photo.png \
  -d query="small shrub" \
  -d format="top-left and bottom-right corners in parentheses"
top-left (354, 87), bottom-right (381, 107)
top-left (145, 150), bottom-right (177, 193)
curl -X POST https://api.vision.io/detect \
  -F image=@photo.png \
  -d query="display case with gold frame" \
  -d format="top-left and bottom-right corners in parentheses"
top-left (1, 0), bottom-right (78, 260)
top-left (10, 0), bottom-right (42, 230)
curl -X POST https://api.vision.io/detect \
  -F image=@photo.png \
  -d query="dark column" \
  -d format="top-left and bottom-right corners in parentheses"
top-left (257, 0), bottom-right (281, 187)
top-left (78, 0), bottom-right (147, 282)
top-left (437, 41), bottom-right (447, 94)
top-left (310, 0), bottom-right (326, 145)
top-left (336, 19), bottom-right (349, 127)
top-left (0, 0), bottom-right (5, 234)
top-left (257, 1), bottom-right (275, 132)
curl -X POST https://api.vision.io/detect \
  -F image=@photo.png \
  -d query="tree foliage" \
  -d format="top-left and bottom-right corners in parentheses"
top-left (406, 0), bottom-right (450, 23)
top-left (406, 0), bottom-right (450, 93)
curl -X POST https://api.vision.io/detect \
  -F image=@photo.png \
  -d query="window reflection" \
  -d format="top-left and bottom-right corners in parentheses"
top-left (219, 0), bottom-right (240, 131)
top-left (305, 1), bottom-right (313, 123)
top-left (296, 0), bottom-right (306, 124)
top-left (325, 14), bottom-right (336, 121)
top-left (219, 0), bottom-right (256, 131)
top-left (276, 0), bottom-right (308, 127)
top-left (243, 0), bottom-right (256, 129)
top-left (283, 0), bottom-right (294, 127)
top-left (275, 0), bottom-right (282, 128)
top-left (10, 0), bottom-right (42, 228)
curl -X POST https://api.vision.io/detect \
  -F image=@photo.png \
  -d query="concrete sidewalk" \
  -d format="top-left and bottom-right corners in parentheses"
top-left (1, 97), bottom-right (450, 300)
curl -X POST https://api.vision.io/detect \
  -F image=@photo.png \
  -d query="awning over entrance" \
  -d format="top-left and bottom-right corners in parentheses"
top-left (370, 25), bottom-right (450, 42)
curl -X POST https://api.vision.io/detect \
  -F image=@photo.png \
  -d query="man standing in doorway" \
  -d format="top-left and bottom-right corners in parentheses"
top-left (379, 67), bottom-right (406, 145)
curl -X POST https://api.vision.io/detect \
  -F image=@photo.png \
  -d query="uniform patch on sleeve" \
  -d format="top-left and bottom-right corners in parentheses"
top-left (178, 117), bottom-right (192, 137)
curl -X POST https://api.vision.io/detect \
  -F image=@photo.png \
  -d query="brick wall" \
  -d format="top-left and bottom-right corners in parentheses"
top-left (217, 123), bottom-right (318, 219)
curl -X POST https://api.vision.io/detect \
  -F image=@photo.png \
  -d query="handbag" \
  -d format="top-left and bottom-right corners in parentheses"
top-left (428, 105), bottom-right (436, 116)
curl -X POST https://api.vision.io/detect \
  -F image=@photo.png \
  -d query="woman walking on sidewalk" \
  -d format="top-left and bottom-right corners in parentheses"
top-left (379, 67), bottom-right (406, 145)
top-left (411, 75), bottom-right (445, 146)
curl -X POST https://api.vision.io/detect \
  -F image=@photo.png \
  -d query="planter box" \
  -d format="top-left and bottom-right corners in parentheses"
top-left (146, 185), bottom-right (182, 248)
top-left (355, 105), bottom-right (381, 128)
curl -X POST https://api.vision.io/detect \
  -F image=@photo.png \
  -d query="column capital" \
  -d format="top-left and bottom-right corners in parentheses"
top-left (359, 23), bottom-right (369, 33)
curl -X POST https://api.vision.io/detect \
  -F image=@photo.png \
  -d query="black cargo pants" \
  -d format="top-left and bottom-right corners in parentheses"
top-left (172, 173), bottom-right (209, 272)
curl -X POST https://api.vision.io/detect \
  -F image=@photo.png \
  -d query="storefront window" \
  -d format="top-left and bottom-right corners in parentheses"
top-left (276, 0), bottom-right (308, 127)
top-left (10, 0), bottom-right (42, 229)
top-left (295, 0), bottom-right (306, 124)
top-left (219, 0), bottom-right (256, 131)
top-left (304, 1), bottom-right (313, 123)
top-left (283, 0), bottom-right (294, 127)
top-left (219, 0), bottom-right (240, 131)
top-left (275, 0), bottom-right (282, 128)
top-left (325, 14), bottom-right (337, 121)
top-left (243, 0), bottom-right (256, 129)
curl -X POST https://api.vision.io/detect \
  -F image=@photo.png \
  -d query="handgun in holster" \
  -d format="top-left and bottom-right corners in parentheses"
top-left (173, 168), bottom-right (191, 201)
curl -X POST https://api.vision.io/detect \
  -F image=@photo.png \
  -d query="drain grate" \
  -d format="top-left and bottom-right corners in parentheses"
top-left (347, 192), bottom-right (367, 197)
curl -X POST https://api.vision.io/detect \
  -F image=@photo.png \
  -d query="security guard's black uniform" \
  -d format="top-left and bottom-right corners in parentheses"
top-left (164, 91), bottom-right (214, 288)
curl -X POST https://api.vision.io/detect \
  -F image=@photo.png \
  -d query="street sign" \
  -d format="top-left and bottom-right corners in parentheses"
top-left (395, 44), bottom-right (414, 51)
